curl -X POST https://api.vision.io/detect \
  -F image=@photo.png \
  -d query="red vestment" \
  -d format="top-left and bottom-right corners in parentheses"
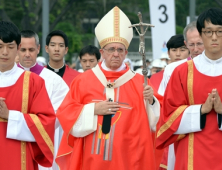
top-left (150, 70), bottom-right (165, 169)
top-left (157, 60), bottom-right (222, 170)
top-left (150, 70), bottom-right (164, 91)
top-left (62, 65), bottom-right (80, 87)
top-left (0, 71), bottom-right (55, 170)
top-left (56, 64), bottom-right (162, 170)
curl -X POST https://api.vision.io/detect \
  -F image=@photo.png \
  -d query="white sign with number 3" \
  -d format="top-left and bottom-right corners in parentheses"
top-left (149, 0), bottom-right (176, 60)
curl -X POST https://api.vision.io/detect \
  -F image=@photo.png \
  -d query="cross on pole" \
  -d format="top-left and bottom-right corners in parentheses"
top-left (129, 12), bottom-right (154, 86)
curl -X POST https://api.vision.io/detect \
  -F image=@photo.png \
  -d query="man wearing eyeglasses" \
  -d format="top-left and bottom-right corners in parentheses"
top-left (158, 21), bottom-right (205, 96)
top-left (157, 8), bottom-right (222, 170)
top-left (55, 6), bottom-right (162, 170)
top-left (157, 21), bottom-right (205, 170)
top-left (184, 21), bottom-right (205, 58)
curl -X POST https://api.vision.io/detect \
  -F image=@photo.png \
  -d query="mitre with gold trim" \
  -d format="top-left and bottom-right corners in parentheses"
top-left (95, 6), bottom-right (133, 49)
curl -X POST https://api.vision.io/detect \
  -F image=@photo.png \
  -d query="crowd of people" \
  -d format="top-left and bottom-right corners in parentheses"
top-left (0, 5), bottom-right (222, 170)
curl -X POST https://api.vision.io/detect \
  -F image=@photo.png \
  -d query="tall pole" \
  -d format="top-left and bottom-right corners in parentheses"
top-left (129, 12), bottom-right (154, 132)
top-left (189, 0), bottom-right (196, 22)
top-left (42, 0), bottom-right (49, 61)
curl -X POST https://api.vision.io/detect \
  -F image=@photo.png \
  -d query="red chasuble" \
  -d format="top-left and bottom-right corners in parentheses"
top-left (63, 65), bottom-right (80, 87)
top-left (157, 60), bottom-right (222, 170)
top-left (0, 71), bottom-right (55, 170)
top-left (56, 63), bottom-right (162, 170)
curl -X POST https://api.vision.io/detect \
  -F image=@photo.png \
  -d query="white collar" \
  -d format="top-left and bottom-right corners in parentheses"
top-left (101, 60), bottom-right (126, 72)
top-left (19, 62), bottom-right (37, 71)
top-left (0, 63), bottom-right (19, 75)
top-left (202, 51), bottom-right (222, 64)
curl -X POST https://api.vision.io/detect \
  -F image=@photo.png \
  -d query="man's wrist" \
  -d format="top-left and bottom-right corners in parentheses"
top-left (201, 104), bottom-right (208, 115)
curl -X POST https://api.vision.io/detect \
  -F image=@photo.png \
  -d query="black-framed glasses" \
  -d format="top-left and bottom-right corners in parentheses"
top-left (202, 30), bottom-right (222, 37)
top-left (103, 47), bottom-right (126, 54)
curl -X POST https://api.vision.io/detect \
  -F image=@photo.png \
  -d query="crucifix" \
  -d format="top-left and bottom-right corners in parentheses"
top-left (129, 12), bottom-right (154, 85)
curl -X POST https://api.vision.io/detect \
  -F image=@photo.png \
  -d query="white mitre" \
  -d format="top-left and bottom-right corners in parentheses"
top-left (95, 6), bottom-right (133, 49)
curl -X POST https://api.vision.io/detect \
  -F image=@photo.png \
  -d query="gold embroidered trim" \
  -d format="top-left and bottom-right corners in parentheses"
top-left (187, 60), bottom-right (194, 105)
top-left (157, 105), bottom-right (188, 138)
top-left (188, 133), bottom-right (194, 170)
top-left (187, 60), bottom-right (194, 170)
top-left (21, 141), bottom-right (26, 170)
top-left (113, 6), bottom-right (120, 37)
top-left (22, 71), bottom-right (30, 114)
top-left (99, 36), bottom-right (129, 49)
top-left (29, 114), bottom-right (54, 155)
top-left (176, 134), bottom-right (186, 141)
top-left (21, 71), bottom-right (31, 170)
top-left (160, 164), bottom-right (168, 169)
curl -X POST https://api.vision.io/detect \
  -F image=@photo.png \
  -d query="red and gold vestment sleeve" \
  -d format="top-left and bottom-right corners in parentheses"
top-left (156, 63), bottom-right (191, 149)
top-left (56, 76), bottom-right (85, 170)
top-left (23, 72), bottom-right (56, 167)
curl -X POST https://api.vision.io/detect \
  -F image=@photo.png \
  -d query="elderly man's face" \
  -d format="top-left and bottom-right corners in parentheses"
top-left (185, 29), bottom-right (205, 58)
top-left (100, 42), bottom-right (127, 70)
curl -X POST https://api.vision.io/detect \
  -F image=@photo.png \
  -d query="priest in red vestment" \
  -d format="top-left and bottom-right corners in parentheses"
top-left (56, 6), bottom-right (162, 170)
top-left (0, 21), bottom-right (55, 170)
top-left (45, 30), bottom-right (80, 87)
top-left (157, 8), bottom-right (222, 170)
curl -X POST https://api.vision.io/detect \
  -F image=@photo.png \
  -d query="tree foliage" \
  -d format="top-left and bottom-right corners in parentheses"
top-left (0, 0), bottom-right (221, 61)
top-left (175, 0), bottom-right (219, 34)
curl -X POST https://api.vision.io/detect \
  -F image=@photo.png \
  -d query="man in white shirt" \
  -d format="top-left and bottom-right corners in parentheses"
top-left (18, 30), bottom-right (69, 170)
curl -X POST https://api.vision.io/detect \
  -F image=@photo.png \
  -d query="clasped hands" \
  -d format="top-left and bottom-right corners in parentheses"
top-left (201, 89), bottom-right (222, 115)
top-left (94, 85), bottom-right (154, 115)
top-left (0, 97), bottom-right (9, 119)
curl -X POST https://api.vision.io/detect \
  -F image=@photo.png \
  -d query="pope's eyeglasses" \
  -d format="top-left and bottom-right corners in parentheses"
top-left (103, 47), bottom-right (126, 54)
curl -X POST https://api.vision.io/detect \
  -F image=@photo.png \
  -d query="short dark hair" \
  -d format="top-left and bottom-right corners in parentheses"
top-left (21, 30), bottom-right (39, 46)
top-left (79, 45), bottom-right (101, 61)
top-left (46, 30), bottom-right (68, 47)
top-left (167, 34), bottom-right (185, 50)
top-left (0, 21), bottom-right (21, 47)
top-left (197, 8), bottom-right (222, 35)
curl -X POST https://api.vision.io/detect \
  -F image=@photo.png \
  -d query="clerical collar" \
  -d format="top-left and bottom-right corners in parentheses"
top-left (202, 51), bottom-right (222, 64)
top-left (0, 63), bottom-right (18, 75)
top-left (18, 63), bottom-right (44, 75)
top-left (101, 60), bottom-right (126, 71)
top-left (47, 63), bottom-right (66, 77)
top-left (19, 62), bottom-right (36, 71)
